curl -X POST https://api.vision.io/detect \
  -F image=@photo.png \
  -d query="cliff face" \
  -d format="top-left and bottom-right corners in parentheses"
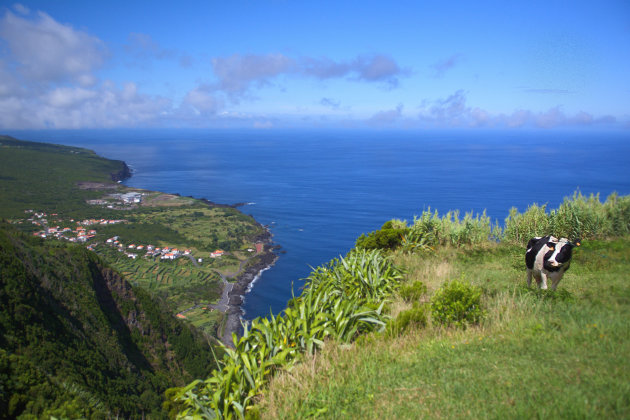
top-left (0, 223), bottom-right (215, 418)
top-left (110, 160), bottom-right (132, 182)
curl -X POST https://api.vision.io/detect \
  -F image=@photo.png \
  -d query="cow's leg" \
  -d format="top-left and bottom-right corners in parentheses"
top-left (540, 272), bottom-right (548, 290)
top-left (551, 274), bottom-right (562, 291)
top-left (526, 269), bottom-right (533, 287)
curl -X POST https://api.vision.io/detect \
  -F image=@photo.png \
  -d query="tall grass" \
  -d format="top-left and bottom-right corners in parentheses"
top-left (504, 191), bottom-right (630, 243)
top-left (402, 208), bottom-right (498, 251)
top-left (173, 249), bottom-right (403, 419)
top-left (403, 191), bottom-right (630, 248)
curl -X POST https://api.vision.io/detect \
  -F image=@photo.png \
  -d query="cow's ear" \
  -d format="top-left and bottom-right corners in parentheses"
top-left (547, 243), bottom-right (555, 251)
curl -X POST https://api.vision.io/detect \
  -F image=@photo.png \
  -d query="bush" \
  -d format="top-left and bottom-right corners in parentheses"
top-left (399, 281), bottom-right (427, 303)
top-left (355, 228), bottom-right (408, 250)
top-left (430, 279), bottom-right (484, 328)
top-left (387, 303), bottom-right (428, 337)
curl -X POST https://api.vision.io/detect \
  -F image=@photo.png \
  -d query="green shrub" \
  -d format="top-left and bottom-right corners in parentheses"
top-left (355, 228), bottom-right (408, 250)
top-left (430, 279), bottom-right (484, 328)
top-left (387, 303), bottom-right (428, 337)
top-left (399, 281), bottom-right (427, 303)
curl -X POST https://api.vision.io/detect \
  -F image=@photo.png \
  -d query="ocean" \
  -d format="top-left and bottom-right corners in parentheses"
top-left (10, 129), bottom-right (630, 319)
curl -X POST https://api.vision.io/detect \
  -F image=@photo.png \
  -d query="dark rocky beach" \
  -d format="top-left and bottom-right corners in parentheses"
top-left (221, 231), bottom-right (278, 346)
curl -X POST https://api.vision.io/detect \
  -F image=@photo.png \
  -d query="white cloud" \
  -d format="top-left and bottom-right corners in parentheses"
top-left (253, 120), bottom-right (273, 129)
top-left (45, 86), bottom-right (97, 108)
top-left (12, 3), bottom-right (30, 15)
top-left (0, 11), bottom-right (107, 84)
top-left (320, 97), bottom-right (340, 109)
top-left (368, 104), bottom-right (403, 125)
top-left (211, 53), bottom-right (295, 95)
top-left (208, 53), bottom-right (408, 100)
top-left (418, 91), bottom-right (618, 129)
top-left (182, 85), bottom-right (223, 115)
top-left (431, 54), bottom-right (462, 78)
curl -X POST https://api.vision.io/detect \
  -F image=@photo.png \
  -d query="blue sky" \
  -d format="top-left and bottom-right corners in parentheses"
top-left (0, 1), bottom-right (628, 129)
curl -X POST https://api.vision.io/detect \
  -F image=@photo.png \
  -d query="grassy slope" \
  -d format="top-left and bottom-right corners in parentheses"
top-left (0, 135), bottom-right (126, 218)
top-left (259, 238), bottom-right (630, 419)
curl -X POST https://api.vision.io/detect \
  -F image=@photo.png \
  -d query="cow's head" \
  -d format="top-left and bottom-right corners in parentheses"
top-left (546, 238), bottom-right (580, 268)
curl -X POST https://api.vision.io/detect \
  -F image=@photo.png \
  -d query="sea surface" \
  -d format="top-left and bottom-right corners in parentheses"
top-left (10, 129), bottom-right (630, 319)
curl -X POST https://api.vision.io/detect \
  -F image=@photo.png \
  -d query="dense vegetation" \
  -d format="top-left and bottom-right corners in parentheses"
top-left (0, 135), bottom-right (128, 219)
top-left (0, 223), bottom-right (216, 418)
top-left (175, 191), bottom-right (630, 419)
top-left (357, 191), bottom-right (629, 251)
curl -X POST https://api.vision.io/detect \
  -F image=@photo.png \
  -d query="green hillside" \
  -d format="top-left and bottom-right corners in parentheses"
top-left (0, 135), bottom-right (129, 219)
top-left (173, 192), bottom-right (630, 419)
top-left (0, 223), bottom-right (215, 418)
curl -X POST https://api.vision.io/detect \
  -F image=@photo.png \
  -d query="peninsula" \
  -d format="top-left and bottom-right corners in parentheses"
top-left (0, 135), bottom-right (277, 342)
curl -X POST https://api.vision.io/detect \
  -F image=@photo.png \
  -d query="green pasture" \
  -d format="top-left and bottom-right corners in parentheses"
top-left (259, 237), bottom-right (630, 419)
top-left (131, 207), bottom-right (263, 252)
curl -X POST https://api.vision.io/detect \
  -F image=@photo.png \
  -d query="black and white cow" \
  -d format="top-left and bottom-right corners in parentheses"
top-left (525, 236), bottom-right (580, 290)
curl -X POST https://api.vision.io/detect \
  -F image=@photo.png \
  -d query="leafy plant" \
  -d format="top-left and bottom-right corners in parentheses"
top-left (430, 279), bottom-right (484, 328)
top-left (174, 249), bottom-right (403, 418)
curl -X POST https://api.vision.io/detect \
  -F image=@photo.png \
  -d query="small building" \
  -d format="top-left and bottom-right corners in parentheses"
top-left (210, 249), bottom-right (225, 258)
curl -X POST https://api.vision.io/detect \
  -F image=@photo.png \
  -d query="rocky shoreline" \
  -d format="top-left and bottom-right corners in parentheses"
top-left (221, 241), bottom-right (278, 346)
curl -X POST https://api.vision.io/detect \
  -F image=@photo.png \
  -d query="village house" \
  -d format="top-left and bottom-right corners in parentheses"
top-left (210, 249), bottom-right (225, 258)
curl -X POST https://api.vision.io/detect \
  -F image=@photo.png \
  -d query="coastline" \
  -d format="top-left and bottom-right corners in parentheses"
top-left (221, 228), bottom-right (278, 346)
top-left (116, 158), bottom-right (279, 347)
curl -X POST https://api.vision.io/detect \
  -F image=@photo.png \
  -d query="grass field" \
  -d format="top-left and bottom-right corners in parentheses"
top-left (258, 238), bottom-right (630, 419)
